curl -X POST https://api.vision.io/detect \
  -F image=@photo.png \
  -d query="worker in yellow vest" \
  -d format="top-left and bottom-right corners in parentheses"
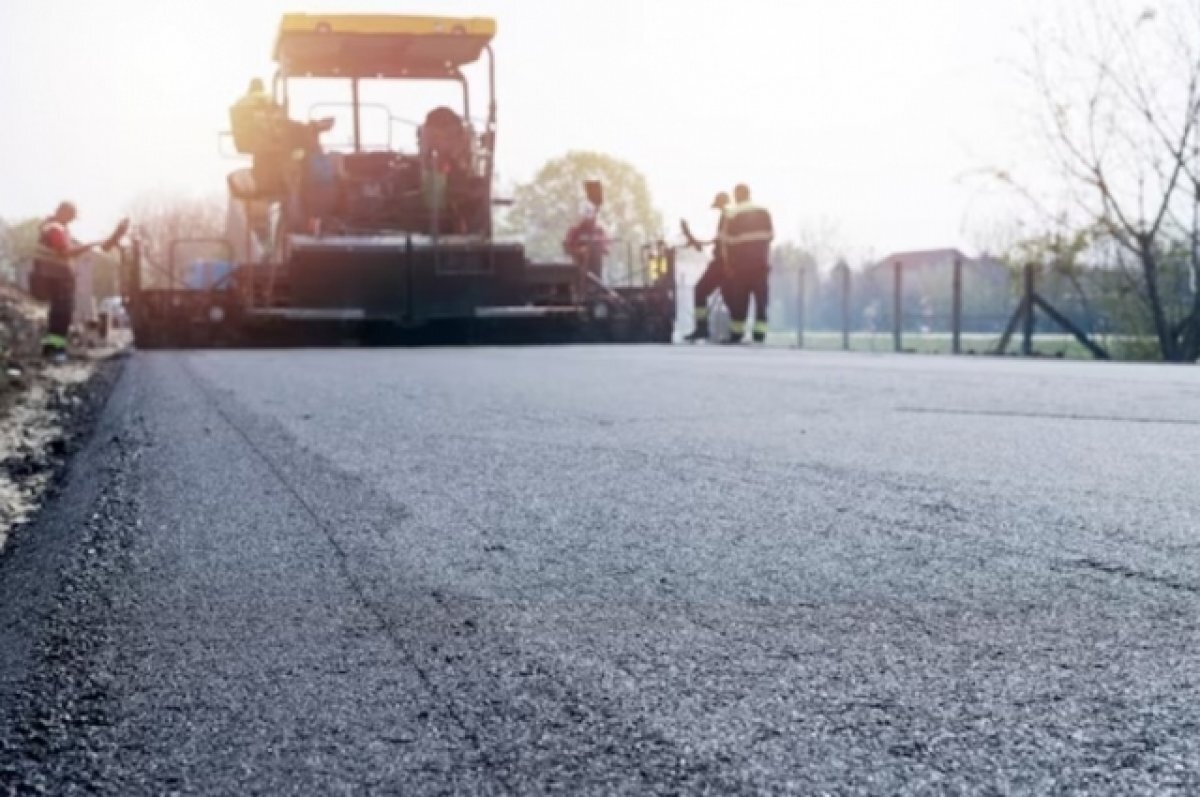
top-left (719, 184), bottom-right (774, 344)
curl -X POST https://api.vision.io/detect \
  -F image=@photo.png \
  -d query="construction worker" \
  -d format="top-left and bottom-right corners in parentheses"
top-left (720, 184), bottom-right (774, 344)
top-left (563, 204), bottom-right (609, 282)
top-left (229, 79), bottom-right (281, 152)
top-left (31, 202), bottom-right (96, 362)
top-left (230, 78), bottom-right (290, 195)
top-left (684, 191), bottom-right (732, 342)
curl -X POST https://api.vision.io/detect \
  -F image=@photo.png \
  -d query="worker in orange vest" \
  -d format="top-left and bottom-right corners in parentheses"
top-left (31, 203), bottom-right (127, 362)
top-left (564, 205), bottom-right (609, 281)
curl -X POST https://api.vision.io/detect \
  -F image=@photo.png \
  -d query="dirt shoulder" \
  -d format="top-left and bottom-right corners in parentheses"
top-left (0, 282), bottom-right (128, 553)
top-left (0, 348), bottom-right (127, 555)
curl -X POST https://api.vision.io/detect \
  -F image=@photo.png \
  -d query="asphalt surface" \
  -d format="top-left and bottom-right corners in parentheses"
top-left (2, 346), bottom-right (1200, 794)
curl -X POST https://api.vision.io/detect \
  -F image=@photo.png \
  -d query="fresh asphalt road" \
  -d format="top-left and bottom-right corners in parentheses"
top-left (3, 346), bottom-right (1200, 794)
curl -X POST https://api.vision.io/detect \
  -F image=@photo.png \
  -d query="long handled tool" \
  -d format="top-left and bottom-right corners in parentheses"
top-left (680, 219), bottom-right (711, 252)
top-left (81, 217), bottom-right (131, 253)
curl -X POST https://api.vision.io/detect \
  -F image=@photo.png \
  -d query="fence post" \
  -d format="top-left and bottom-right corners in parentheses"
top-left (667, 246), bottom-right (679, 335)
top-left (1022, 262), bottom-right (1035, 357)
top-left (839, 261), bottom-right (851, 351)
top-left (893, 260), bottom-right (904, 353)
top-left (796, 264), bottom-right (806, 348)
top-left (952, 257), bottom-right (963, 355)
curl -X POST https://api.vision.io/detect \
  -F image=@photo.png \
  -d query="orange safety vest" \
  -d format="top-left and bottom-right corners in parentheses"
top-left (35, 220), bottom-right (72, 268)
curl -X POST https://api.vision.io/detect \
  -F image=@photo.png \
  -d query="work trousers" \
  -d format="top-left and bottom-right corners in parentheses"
top-left (724, 263), bottom-right (769, 336)
top-left (583, 251), bottom-right (604, 281)
top-left (693, 258), bottom-right (727, 311)
top-left (32, 261), bottom-right (75, 349)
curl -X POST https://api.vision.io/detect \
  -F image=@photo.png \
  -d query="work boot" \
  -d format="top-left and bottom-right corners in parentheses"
top-left (721, 322), bottom-right (746, 345)
top-left (684, 318), bottom-right (709, 343)
top-left (42, 334), bottom-right (69, 363)
top-left (42, 345), bottom-right (67, 364)
top-left (752, 322), bottom-right (768, 344)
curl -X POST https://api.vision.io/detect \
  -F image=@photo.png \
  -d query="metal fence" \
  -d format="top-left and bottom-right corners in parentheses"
top-left (673, 254), bottom-right (1157, 360)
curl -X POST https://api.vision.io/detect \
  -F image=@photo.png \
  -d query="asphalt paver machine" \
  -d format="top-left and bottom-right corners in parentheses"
top-left (125, 14), bottom-right (676, 347)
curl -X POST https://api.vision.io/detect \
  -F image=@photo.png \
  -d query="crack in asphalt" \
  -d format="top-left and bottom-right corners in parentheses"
top-left (177, 357), bottom-right (521, 797)
top-left (898, 406), bottom-right (1200, 426)
top-left (176, 357), bottom-right (745, 794)
top-left (1057, 557), bottom-right (1200, 596)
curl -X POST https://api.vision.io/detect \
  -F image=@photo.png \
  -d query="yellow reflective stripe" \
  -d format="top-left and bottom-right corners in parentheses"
top-left (753, 321), bottom-right (769, 335)
top-left (723, 202), bottom-right (766, 219)
top-left (730, 321), bottom-right (746, 334)
top-left (725, 203), bottom-right (773, 251)
top-left (725, 231), bottom-right (774, 245)
top-left (42, 334), bottom-right (68, 348)
top-left (694, 306), bottom-right (709, 321)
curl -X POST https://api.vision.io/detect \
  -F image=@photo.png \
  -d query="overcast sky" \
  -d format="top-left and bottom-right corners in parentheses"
top-left (0, 0), bottom-right (1053, 258)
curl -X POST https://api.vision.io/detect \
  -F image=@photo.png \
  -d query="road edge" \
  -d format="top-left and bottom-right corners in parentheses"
top-left (0, 352), bottom-right (133, 789)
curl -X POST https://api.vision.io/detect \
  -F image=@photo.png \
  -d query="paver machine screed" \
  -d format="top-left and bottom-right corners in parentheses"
top-left (124, 14), bottom-right (676, 347)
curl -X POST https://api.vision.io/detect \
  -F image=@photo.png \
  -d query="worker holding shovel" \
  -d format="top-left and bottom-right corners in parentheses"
top-left (31, 202), bottom-right (128, 363)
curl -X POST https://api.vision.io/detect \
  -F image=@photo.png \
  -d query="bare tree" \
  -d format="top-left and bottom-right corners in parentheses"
top-left (1018, 0), bottom-right (1200, 361)
top-left (791, 216), bottom-right (846, 273)
top-left (126, 191), bottom-right (227, 278)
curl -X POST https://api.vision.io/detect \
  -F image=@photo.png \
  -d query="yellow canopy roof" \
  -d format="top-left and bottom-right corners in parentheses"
top-left (275, 14), bottom-right (497, 78)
